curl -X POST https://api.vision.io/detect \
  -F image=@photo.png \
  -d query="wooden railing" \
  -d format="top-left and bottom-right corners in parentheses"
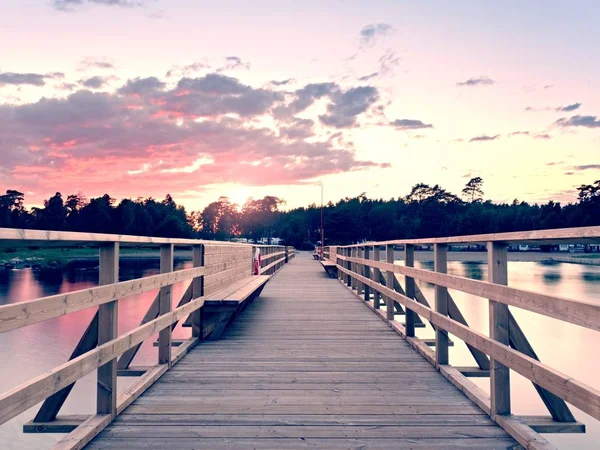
top-left (0, 228), bottom-right (293, 449)
top-left (326, 226), bottom-right (600, 450)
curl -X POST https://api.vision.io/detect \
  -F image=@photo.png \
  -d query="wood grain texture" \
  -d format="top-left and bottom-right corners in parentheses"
top-left (88, 252), bottom-right (516, 449)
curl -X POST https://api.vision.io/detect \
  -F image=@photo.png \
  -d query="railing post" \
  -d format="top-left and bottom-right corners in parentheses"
top-left (357, 247), bottom-right (364, 297)
top-left (434, 243), bottom-right (449, 366)
top-left (346, 248), bottom-right (352, 287)
top-left (386, 245), bottom-right (394, 321)
top-left (191, 244), bottom-right (204, 339)
top-left (404, 244), bottom-right (416, 337)
top-left (372, 245), bottom-right (381, 309)
top-left (488, 241), bottom-right (511, 416)
top-left (97, 242), bottom-right (119, 419)
top-left (364, 246), bottom-right (371, 301)
top-left (351, 247), bottom-right (357, 290)
top-left (159, 244), bottom-right (174, 366)
top-left (285, 246), bottom-right (289, 263)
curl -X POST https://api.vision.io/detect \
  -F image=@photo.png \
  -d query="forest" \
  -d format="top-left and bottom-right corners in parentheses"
top-left (0, 177), bottom-right (599, 250)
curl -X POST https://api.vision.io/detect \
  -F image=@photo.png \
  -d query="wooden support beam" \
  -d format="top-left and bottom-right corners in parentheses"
top-left (434, 243), bottom-right (449, 367)
top-left (509, 311), bottom-right (575, 422)
top-left (32, 313), bottom-right (98, 423)
top-left (191, 244), bottom-right (204, 339)
top-left (404, 244), bottom-right (415, 337)
top-left (97, 242), bottom-right (119, 419)
top-left (455, 366), bottom-right (491, 377)
top-left (24, 415), bottom-right (88, 434)
top-left (116, 366), bottom-right (152, 377)
top-left (351, 247), bottom-right (357, 290)
top-left (158, 244), bottom-right (173, 366)
top-left (520, 415), bottom-right (585, 434)
top-left (488, 241), bottom-right (511, 416)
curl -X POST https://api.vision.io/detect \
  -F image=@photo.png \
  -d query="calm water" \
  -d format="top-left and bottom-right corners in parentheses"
top-left (1, 255), bottom-right (600, 449)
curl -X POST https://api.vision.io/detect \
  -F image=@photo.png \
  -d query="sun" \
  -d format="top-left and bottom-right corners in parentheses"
top-left (228, 186), bottom-right (251, 208)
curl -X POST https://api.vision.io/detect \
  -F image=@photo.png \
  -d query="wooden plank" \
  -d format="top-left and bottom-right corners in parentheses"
top-left (158, 244), bottom-right (174, 366)
top-left (85, 437), bottom-right (520, 449)
top-left (116, 364), bottom-right (169, 415)
top-left (488, 241), bottom-right (510, 416)
top-left (0, 265), bottom-right (205, 334)
top-left (97, 242), bottom-right (119, 419)
top-left (53, 414), bottom-right (111, 450)
top-left (342, 255), bottom-right (600, 332)
top-left (335, 225), bottom-right (600, 246)
top-left (434, 243), bottom-right (449, 367)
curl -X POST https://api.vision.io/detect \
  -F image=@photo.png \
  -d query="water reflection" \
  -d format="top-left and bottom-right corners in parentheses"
top-left (461, 261), bottom-right (484, 281)
top-left (542, 271), bottom-right (562, 284)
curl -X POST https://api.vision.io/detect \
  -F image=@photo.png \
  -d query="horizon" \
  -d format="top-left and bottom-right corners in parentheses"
top-left (1, 1), bottom-right (600, 212)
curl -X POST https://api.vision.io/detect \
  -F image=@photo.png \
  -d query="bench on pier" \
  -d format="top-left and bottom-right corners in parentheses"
top-left (321, 260), bottom-right (338, 278)
top-left (181, 274), bottom-right (270, 340)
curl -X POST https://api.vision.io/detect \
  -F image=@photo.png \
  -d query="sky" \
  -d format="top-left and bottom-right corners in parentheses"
top-left (0, 0), bottom-right (599, 212)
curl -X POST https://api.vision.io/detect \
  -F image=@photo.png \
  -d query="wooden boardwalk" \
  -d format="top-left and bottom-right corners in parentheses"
top-left (87, 252), bottom-right (517, 449)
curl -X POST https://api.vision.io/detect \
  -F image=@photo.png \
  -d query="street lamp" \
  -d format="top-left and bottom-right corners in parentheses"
top-left (320, 182), bottom-right (324, 260)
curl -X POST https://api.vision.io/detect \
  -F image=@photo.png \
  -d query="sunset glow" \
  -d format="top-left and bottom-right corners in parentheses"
top-left (1, 1), bottom-right (599, 212)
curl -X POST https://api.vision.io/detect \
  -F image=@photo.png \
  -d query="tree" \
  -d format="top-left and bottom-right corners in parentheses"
top-left (462, 177), bottom-right (484, 203)
top-left (240, 196), bottom-right (284, 243)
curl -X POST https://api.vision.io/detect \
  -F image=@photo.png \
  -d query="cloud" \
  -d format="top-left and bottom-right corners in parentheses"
top-left (555, 115), bottom-right (600, 128)
top-left (79, 75), bottom-right (113, 89)
top-left (378, 50), bottom-right (401, 75)
top-left (358, 72), bottom-right (379, 81)
top-left (534, 133), bottom-right (551, 140)
top-left (0, 71), bottom-right (387, 203)
top-left (271, 79), bottom-right (294, 86)
top-left (78, 57), bottom-right (115, 70)
top-left (391, 119), bottom-right (433, 130)
top-left (273, 82), bottom-right (338, 119)
top-left (456, 76), bottom-right (495, 87)
top-left (319, 86), bottom-right (379, 128)
top-left (508, 131), bottom-right (530, 137)
top-left (359, 23), bottom-right (393, 45)
top-left (469, 134), bottom-right (500, 142)
top-left (52, 0), bottom-right (146, 11)
top-left (573, 164), bottom-right (600, 170)
top-left (166, 61), bottom-right (209, 78)
top-left (546, 161), bottom-right (563, 166)
top-left (0, 71), bottom-right (63, 87)
top-left (118, 76), bottom-right (166, 95)
top-left (279, 118), bottom-right (314, 140)
top-left (557, 103), bottom-right (581, 112)
top-left (218, 56), bottom-right (250, 72)
top-left (527, 103), bottom-right (582, 113)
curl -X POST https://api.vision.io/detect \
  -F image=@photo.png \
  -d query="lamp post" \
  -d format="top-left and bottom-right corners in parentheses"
top-left (320, 183), bottom-right (324, 260)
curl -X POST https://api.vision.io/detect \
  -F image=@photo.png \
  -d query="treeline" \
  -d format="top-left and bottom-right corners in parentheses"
top-left (0, 178), bottom-right (599, 249)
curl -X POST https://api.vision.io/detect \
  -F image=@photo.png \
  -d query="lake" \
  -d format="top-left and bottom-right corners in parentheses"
top-left (1, 253), bottom-right (599, 449)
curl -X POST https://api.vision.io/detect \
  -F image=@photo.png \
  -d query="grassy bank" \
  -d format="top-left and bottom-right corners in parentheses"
top-left (0, 247), bottom-right (165, 269)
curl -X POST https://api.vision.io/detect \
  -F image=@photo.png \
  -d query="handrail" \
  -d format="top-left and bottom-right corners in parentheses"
top-left (0, 229), bottom-right (294, 449)
top-left (328, 227), bottom-right (600, 449)
top-left (335, 225), bottom-right (600, 246)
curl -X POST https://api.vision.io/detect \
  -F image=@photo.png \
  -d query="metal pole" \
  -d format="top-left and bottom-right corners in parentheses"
top-left (320, 183), bottom-right (324, 259)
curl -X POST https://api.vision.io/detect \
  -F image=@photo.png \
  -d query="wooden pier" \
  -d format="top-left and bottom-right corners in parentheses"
top-left (87, 252), bottom-right (515, 449)
top-left (0, 226), bottom-right (599, 449)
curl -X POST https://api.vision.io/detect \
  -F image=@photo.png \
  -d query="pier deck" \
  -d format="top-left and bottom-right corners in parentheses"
top-left (87, 253), bottom-right (516, 449)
